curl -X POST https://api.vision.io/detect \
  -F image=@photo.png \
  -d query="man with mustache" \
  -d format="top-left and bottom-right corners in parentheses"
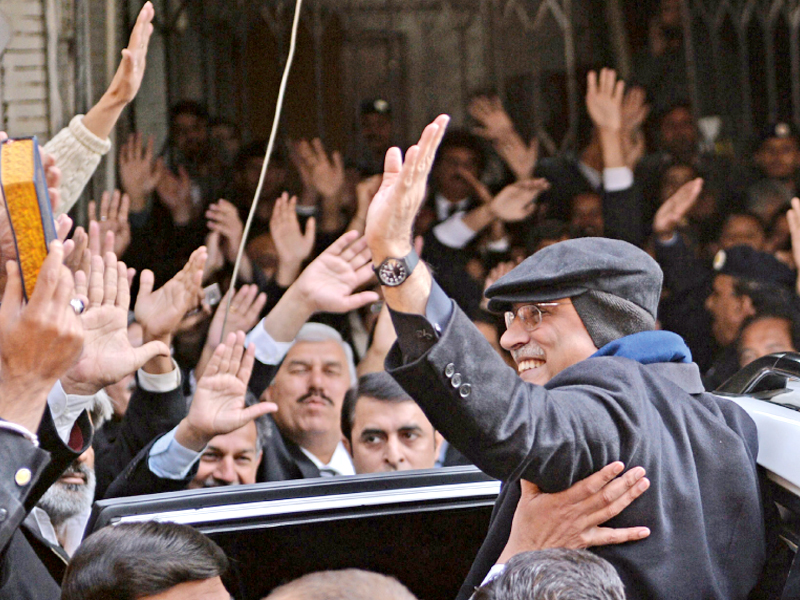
top-left (363, 115), bottom-right (767, 600)
top-left (258, 322), bottom-right (356, 478)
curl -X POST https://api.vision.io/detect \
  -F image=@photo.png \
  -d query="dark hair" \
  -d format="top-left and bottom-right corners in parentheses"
top-left (473, 549), bottom-right (626, 600)
top-left (234, 139), bottom-right (287, 172)
top-left (719, 211), bottom-right (766, 237)
top-left (169, 100), bottom-right (209, 123)
top-left (525, 220), bottom-right (570, 255)
top-left (61, 521), bottom-right (228, 600)
top-left (341, 372), bottom-right (412, 441)
top-left (265, 569), bottom-right (417, 600)
top-left (737, 306), bottom-right (800, 354)
top-left (433, 129), bottom-right (487, 175)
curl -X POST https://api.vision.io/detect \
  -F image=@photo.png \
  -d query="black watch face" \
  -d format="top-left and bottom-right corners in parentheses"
top-left (378, 258), bottom-right (408, 286)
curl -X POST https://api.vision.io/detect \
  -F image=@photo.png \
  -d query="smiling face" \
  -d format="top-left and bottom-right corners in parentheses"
top-left (266, 340), bottom-right (352, 445)
top-left (188, 422), bottom-right (261, 489)
top-left (500, 298), bottom-right (598, 385)
top-left (346, 397), bottom-right (441, 474)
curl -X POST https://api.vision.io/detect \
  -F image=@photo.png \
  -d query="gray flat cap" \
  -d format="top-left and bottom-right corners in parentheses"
top-left (485, 237), bottom-right (663, 319)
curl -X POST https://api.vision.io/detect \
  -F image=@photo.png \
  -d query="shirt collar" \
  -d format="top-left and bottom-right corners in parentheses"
top-left (435, 193), bottom-right (470, 221)
top-left (300, 441), bottom-right (355, 476)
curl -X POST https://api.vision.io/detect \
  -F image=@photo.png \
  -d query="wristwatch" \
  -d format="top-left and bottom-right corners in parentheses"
top-left (373, 249), bottom-right (419, 287)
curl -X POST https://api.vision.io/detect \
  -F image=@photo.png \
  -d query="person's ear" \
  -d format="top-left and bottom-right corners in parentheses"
top-left (740, 294), bottom-right (756, 318)
top-left (342, 435), bottom-right (353, 457)
top-left (434, 431), bottom-right (444, 450)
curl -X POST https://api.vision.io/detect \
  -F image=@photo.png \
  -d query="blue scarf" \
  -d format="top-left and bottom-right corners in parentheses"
top-left (590, 330), bottom-right (692, 364)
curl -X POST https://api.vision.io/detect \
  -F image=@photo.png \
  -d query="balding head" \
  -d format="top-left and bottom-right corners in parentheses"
top-left (264, 569), bottom-right (417, 600)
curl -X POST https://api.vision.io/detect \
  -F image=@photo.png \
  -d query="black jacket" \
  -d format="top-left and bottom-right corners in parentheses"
top-left (93, 379), bottom-right (187, 500)
top-left (0, 408), bottom-right (92, 600)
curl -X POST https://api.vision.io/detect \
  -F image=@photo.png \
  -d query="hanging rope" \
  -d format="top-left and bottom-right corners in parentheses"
top-left (221, 0), bottom-right (304, 341)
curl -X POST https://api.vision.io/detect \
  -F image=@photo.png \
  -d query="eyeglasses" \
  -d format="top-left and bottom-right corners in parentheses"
top-left (504, 302), bottom-right (568, 331)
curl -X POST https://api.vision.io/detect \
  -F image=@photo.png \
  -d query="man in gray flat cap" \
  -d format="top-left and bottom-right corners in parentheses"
top-left (363, 116), bottom-right (767, 600)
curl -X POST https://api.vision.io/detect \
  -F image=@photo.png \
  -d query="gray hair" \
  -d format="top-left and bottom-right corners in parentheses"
top-left (292, 322), bottom-right (357, 388)
top-left (474, 549), bottom-right (626, 600)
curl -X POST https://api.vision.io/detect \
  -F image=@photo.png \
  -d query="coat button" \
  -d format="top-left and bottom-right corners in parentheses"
top-left (445, 363), bottom-right (455, 378)
top-left (451, 373), bottom-right (462, 387)
top-left (15, 468), bottom-right (31, 486)
top-left (459, 384), bottom-right (472, 398)
top-left (0, 508), bottom-right (7, 522)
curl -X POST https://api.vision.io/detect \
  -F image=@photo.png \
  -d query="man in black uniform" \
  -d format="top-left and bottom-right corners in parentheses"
top-left (363, 115), bottom-right (767, 600)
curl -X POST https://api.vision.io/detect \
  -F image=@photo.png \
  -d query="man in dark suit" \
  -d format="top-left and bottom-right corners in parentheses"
top-left (363, 115), bottom-right (767, 600)
top-left (107, 232), bottom-right (378, 491)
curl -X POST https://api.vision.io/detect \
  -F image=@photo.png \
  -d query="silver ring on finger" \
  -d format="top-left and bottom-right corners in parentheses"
top-left (100, 216), bottom-right (108, 222)
top-left (70, 298), bottom-right (86, 315)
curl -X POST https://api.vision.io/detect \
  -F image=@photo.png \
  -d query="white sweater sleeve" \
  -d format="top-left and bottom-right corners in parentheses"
top-left (44, 115), bottom-right (112, 216)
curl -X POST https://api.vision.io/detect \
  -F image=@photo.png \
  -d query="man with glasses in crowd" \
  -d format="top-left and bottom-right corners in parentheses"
top-left (362, 115), bottom-right (769, 600)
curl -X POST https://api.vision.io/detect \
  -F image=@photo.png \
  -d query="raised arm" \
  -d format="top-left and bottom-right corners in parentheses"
top-left (364, 115), bottom-right (451, 315)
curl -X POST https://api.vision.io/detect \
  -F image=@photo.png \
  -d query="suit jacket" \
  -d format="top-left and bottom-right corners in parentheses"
top-left (0, 408), bottom-right (92, 600)
top-left (93, 380), bottom-right (188, 499)
top-left (386, 303), bottom-right (766, 600)
top-left (249, 360), bottom-right (321, 482)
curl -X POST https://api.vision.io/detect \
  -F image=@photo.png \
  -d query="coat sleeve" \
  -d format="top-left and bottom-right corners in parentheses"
top-left (93, 383), bottom-right (187, 500)
top-left (0, 406), bottom-right (91, 554)
top-left (386, 304), bottom-right (631, 492)
top-left (102, 435), bottom-right (197, 499)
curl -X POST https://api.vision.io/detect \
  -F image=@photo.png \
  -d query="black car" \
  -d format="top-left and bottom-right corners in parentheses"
top-left (91, 354), bottom-right (800, 600)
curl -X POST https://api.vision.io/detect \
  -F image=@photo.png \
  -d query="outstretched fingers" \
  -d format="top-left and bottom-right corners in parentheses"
top-left (236, 340), bottom-right (256, 386)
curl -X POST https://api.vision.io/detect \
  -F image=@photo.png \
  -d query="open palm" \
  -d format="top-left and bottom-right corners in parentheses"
top-left (365, 115), bottom-right (451, 257)
top-left (188, 332), bottom-right (277, 439)
top-left (135, 246), bottom-right (207, 339)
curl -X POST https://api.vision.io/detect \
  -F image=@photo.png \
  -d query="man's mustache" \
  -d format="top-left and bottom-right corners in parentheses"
top-left (297, 390), bottom-right (334, 406)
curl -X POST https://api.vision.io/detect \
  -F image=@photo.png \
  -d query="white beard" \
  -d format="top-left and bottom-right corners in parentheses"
top-left (37, 463), bottom-right (96, 527)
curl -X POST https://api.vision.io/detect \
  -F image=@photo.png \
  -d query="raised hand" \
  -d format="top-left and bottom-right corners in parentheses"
top-left (174, 331), bottom-right (278, 451)
top-left (468, 95), bottom-right (515, 141)
top-left (61, 251), bottom-right (169, 396)
top-left (586, 69), bottom-right (625, 132)
top-left (495, 133), bottom-right (539, 182)
top-left (119, 133), bottom-right (159, 209)
top-left (0, 241), bottom-right (84, 433)
top-left (292, 232), bottom-right (377, 315)
top-left (489, 179), bottom-right (550, 222)
top-left (196, 284), bottom-right (267, 378)
top-left (209, 285), bottom-right (266, 348)
top-left (621, 86), bottom-right (649, 169)
top-left (89, 190), bottom-right (131, 256)
top-left (104, 2), bottom-right (154, 106)
top-left (155, 161), bottom-right (193, 224)
top-left (41, 151), bottom-right (62, 216)
top-left (270, 192), bottom-right (316, 286)
top-left (206, 199), bottom-right (244, 264)
top-left (469, 95), bottom-right (538, 180)
top-left (365, 115), bottom-right (451, 263)
top-left (63, 226), bottom-right (89, 275)
top-left (292, 139), bottom-right (345, 200)
top-left (262, 231), bottom-right (380, 343)
top-left (652, 178), bottom-right (704, 242)
top-left (134, 246), bottom-right (207, 342)
top-left (497, 462), bottom-right (651, 563)
top-left (350, 174), bottom-right (383, 234)
top-left (203, 230), bottom-right (225, 283)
